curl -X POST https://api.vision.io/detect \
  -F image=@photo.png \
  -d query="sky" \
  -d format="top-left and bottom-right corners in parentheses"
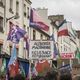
top-left (31, 0), bottom-right (80, 30)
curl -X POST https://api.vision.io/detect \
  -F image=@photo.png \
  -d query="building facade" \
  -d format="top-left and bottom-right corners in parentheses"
top-left (58, 21), bottom-right (78, 67)
top-left (0, 0), bottom-right (32, 76)
top-left (0, 0), bottom-right (31, 59)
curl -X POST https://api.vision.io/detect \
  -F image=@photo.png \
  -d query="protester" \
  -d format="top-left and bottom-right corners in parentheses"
top-left (8, 74), bottom-right (26, 80)
top-left (59, 73), bottom-right (72, 80)
top-left (45, 68), bottom-right (58, 80)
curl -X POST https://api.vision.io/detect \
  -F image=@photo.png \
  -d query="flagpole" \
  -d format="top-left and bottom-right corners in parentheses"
top-left (70, 59), bottom-right (72, 69)
top-left (29, 60), bottom-right (32, 80)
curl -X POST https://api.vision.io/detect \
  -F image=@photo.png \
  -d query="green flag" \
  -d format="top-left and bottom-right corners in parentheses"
top-left (19, 63), bottom-right (26, 78)
top-left (0, 58), bottom-right (6, 77)
top-left (75, 48), bottom-right (80, 59)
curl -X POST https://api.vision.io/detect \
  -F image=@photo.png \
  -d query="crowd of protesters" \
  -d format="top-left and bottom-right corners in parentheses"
top-left (1, 65), bottom-right (80, 80)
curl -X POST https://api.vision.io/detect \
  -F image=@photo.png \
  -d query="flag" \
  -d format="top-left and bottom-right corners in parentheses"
top-left (19, 63), bottom-right (26, 78)
top-left (26, 64), bottom-right (31, 80)
top-left (35, 60), bottom-right (50, 76)
top-left (8, 45), bottom-right (19, 78)
top-left (58, 19), bottom-right (66, 28)
top-left (58, 20), bottom-right (69, 36)
top-left (58, 64), bottom-right (71, 74)
top-left (7, 22), bottom-right (26, 43)
top-left (50, 34), bottom-right (58, 58)
top-left (30, 9), bottom-right (49, 31)
top-left (75, 48), bottom-right (80, 59)
top-left (0, 58), bottom-right (6, 77)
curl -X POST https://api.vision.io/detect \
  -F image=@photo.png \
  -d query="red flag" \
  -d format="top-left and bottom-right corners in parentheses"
top-left (8, 45), bottom-right (19, 78)
top-left (35, 60), bottom-right (50, 76)
top-left (9, 60), bottom-right (19, 77)
top-left (58, 21), bottom-right (69, 36)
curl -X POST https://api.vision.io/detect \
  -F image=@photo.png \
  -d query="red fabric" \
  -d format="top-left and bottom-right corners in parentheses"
top-left (35, 60), bottom-right (50, 73)
top-left (32, 9), bottom-right (49, 31)
top-left (9, 60), bottom-right (19, 77)
top-left (58, 29), bottom-right (68, 36)
top-left (37, 22), bottom-right (49, 31)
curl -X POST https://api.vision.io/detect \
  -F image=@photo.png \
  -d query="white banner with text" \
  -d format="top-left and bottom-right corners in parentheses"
top-left (29, 40), bottom-right (53, 60)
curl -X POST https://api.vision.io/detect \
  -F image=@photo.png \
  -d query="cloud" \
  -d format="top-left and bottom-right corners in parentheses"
top-left (31, 0), bottom-right (80, 30)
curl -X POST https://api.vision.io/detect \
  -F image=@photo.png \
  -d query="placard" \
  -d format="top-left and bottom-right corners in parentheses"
top-left (29, 40), bottom-right (53, 60)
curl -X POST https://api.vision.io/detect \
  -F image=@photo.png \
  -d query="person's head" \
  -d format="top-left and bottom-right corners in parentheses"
top-left (60, 73), bottom-right (72, 80)
top-left (31, 76), bottom-right (40, 80)
top-left (45, 69), bottom-right (58, 80)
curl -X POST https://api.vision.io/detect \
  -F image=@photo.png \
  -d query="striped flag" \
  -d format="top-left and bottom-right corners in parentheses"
top-left (8, 45), bottom-right (19, 78)
top-left (50, 34), bottom-right (58, 58)
top-left (58, 20), bottom-right (69, 37)
top-left (30, 9), bottom-right (49, 31)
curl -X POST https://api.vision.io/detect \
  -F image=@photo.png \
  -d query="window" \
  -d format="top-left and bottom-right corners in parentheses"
top-left (0, 17), bottom-right (3, 32)
top-left (47, 37), bottom-right (49, 40)
top-left (33, 30), bottom-right (36, 40)
top-left (41, 34), bottom-right (43, 40)
top-left (23, 48), bottom-right (26, 59)
top-left (24, 4), bottom-right (26, 17)
top-left (0, 44), bottom-right (3, 54)
top-left (9, 0), bottom-right (13, 13)
top-left (16, 1), bottom-right (19, 16)
top-left (0, 0), bottom-right (4, 7)
top-left (27, 27), bottom-right (29, 35)
top-left (64, 45), bottom-right (65, 51)
top-left (9, 46), bottom-right (12, 55)
top-left (27, 7), bottom-right (29, 18)
top-left (16, 48), bottom-right (19, 56)
top-left (23, 24), bottom-right (26, 30)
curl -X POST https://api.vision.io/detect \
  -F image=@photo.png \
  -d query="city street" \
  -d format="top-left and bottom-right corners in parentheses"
top-left (0, 0), bottom-right (80, 80)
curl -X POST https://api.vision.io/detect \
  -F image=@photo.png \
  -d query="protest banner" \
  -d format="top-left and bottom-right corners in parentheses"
top-left (29, 40), bottom-right (53, 60)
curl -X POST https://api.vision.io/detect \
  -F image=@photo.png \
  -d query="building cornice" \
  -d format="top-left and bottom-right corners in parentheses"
top-left (25, 0), bottom-right (32, 5)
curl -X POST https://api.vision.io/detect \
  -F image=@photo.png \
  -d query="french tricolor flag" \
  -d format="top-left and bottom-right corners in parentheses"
top-left (58, 20), bottom-right (69, 36)
top-left (30, 9), bottom-right (49, 31)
